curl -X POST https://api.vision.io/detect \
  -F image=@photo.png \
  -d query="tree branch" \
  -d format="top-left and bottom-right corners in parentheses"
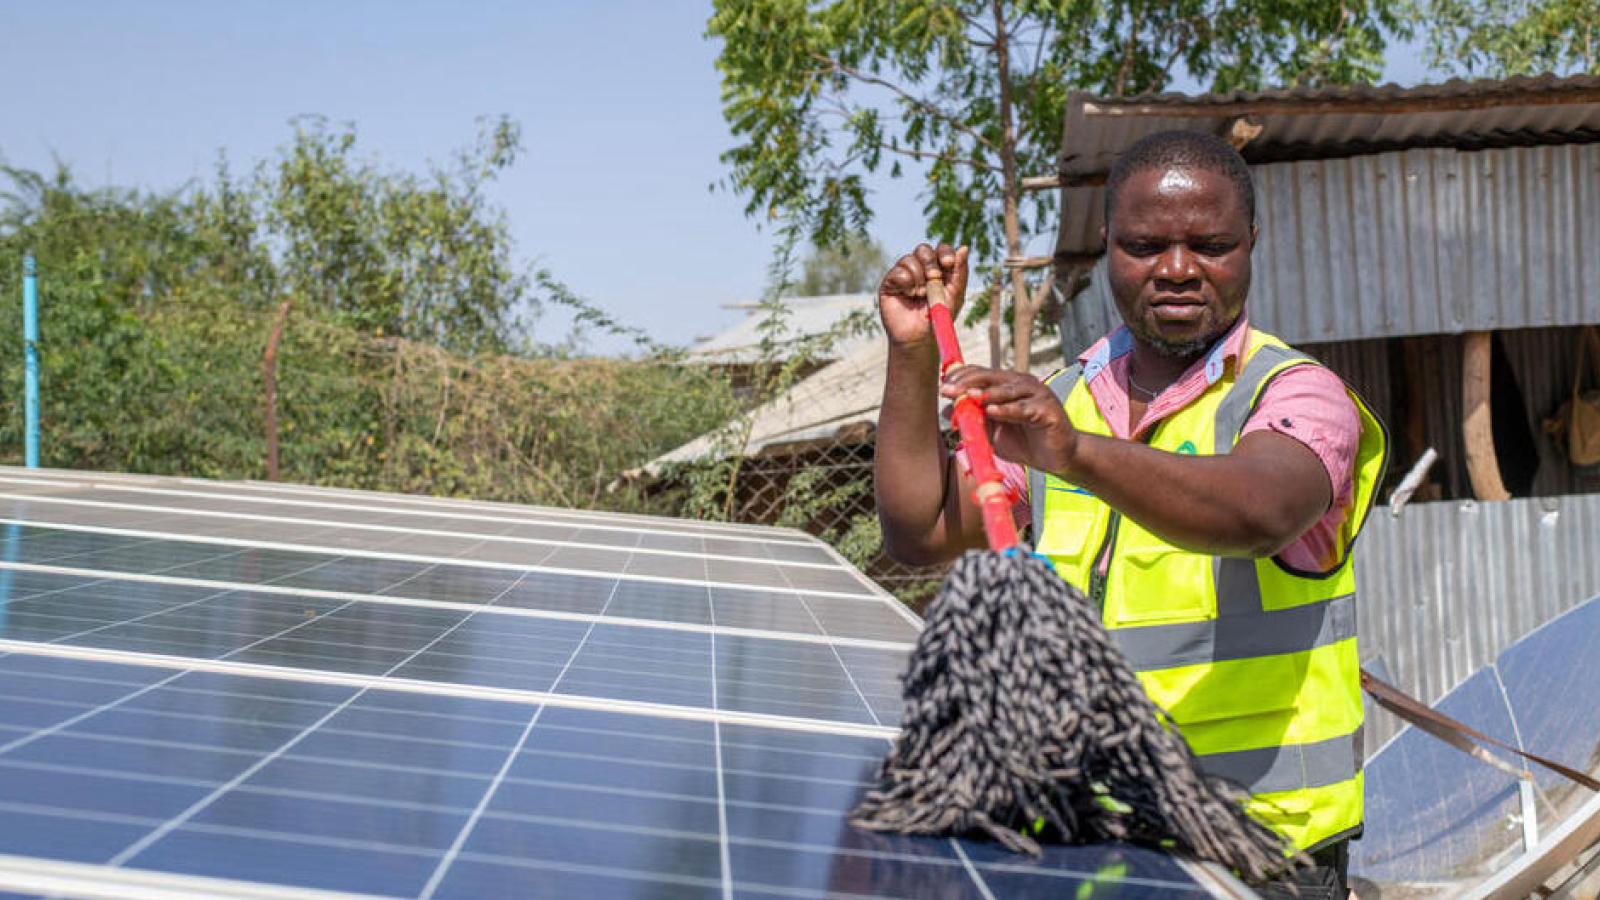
top-left (1158, 23), bottom-right (1194, 83)
top-left (874, 143), bottom-right (1001, 172)
top-left (812, 53), bottom-right (998, 153)
top-left (961, 10), bottom-right (997, 43)
top-left (1029, 20), bottom-right (1053, 78)
top-left (1113, 7), bottom-right (1145, 97)
top-left (1294, 0), bottom-right (1351, 86)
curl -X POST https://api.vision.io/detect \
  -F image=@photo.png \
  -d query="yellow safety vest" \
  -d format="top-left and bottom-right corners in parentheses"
top-left (1027, 328), bottom-right (1388, 852)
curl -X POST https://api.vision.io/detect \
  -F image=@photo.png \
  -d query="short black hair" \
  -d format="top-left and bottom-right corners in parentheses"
top-left (1103, 129), bottom-right (1255, 228)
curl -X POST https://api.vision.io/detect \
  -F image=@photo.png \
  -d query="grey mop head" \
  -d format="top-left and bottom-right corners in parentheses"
top-left (850, 550), bottom-right (1300, 884)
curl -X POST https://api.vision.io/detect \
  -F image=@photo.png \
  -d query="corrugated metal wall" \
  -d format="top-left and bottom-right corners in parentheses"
top-left (1357, 494), bottom-right (1600, 752)
top-left (1059, 141), bottom-right (1600, 354)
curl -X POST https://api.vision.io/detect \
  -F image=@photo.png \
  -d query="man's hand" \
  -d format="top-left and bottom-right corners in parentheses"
top-left (940, 366), bottom-right (1079, 477)
top-left (879, 243), bottom-right (969, 347)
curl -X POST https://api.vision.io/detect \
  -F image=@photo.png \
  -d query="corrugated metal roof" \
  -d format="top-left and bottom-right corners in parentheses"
top-left (641, 321), bottom-right (1061, 470)
top-left (1053, 74), bottom-right (1600, 259)
top-left (1061, 142), bottom-right (1600, 346)
top-left (688, 293), bottom-right (877, 364)
top-left (1059, 73), bottom-right (1600, 180)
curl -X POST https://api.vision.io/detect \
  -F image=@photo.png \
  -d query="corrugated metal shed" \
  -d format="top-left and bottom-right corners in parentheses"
top-left (1357, 493), bottom-right (1600, 752)
top-left (1060, 141), bottom-right (1600, 350)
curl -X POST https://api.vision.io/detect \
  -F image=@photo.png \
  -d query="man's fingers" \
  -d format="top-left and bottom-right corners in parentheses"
top-left (982, 399), bottom-right (1047, 423)
top-left (946, 245), bottom-right (970, 310)
top-left (883, 254), bottom-right (927, 298)
top-left (942, 382), bottom-right (1034, 406)
top-left (941, 366), bottom-right (1008, 388)
top-left (941, 366), bottom-right (1039, 394)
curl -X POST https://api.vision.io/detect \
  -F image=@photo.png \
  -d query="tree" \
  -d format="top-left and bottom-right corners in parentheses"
top-left (251, 115), bottom-right (532, 354)
top-left (1414, 0), bottom-right (1597, 76)
top-left (708, 0), bottom-right (1404, 366)
top-left (797, 237), bottom-right (888, 294)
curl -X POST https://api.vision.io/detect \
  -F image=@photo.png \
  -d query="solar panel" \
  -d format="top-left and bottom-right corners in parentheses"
top-left (0, 467), bottom-right (1239, 898)
top-left (1353, 593), bottom-right (1600, 892)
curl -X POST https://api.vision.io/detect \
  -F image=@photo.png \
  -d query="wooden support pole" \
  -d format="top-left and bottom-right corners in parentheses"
top-left (1462, 331), bottom-right (1510, 501)
top-left (263, 297), bottom-right (292, 482)
top-left (1398, 337), bottom-right (1441, 505)
top-left (987, 278), bottom-right (1003, 369)
top-left (1011, 269), bottom-right (1054, 374)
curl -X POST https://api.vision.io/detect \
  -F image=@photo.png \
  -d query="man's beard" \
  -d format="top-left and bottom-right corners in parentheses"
top-left (1132, 327), bottom-right (1216, 359)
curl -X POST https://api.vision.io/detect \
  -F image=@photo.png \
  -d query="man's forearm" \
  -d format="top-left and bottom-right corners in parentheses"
top-left (874, 342), bottom-right (955, 563)
top-left (1060, 432), bottom-right (1327, 558)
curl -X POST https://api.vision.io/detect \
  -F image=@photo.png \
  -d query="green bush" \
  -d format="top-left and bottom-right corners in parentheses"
top-left (0, 125), bottom-right (737, 512)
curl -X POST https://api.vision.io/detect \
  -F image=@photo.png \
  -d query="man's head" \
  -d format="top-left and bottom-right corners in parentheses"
top-left (1101, 130), bottom-right (1257, 359)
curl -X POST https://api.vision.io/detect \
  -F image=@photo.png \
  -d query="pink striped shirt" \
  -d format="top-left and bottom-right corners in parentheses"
top-left (959, 315), bottom-right (1359, 572)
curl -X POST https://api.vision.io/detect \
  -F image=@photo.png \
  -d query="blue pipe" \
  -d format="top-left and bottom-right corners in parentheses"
top-left (23, 253), bottom-right (38, 468)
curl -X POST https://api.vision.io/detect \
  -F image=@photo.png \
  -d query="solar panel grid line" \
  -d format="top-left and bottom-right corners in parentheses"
top-left (0, 640), bottom-right (900, 740)
top-left (0, 551), bottom-right (379, 762)
top-left (0, 852), bottom-right (390, 900)
top-left (701, 556), bottom-right (737, 900)
top-left (0, 489), bottom-right (850, 571)
top-left (949, 840), bottom-right (1001, 900)
top-left (0, 519), bottom-right (881, 602)
top-left (0, 564), bottom-right (395, 759)
top-left (104, 543), bottom-right (543, 875)
top-left (174, 474), bottom-right (812, 541)
top-left (417, 532), bottom-right (639, 898)
top-left (802, 535), bottom-right (927, 630)
top-left (767, 554), bottom-right (897, 731)
top-left (0, 723), bottom-right (902, 864)
top-left (0, 532), bottom-right (580, 680)
top-left (4, 467), bottom-right (812, 544)
top-left (0, 475), bottom-right (829, 552)
top-left (759, 560), bottom-right (1000, 897)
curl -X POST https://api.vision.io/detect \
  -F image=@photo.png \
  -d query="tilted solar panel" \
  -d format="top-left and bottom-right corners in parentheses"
top-left (1354, 593), bottom-right (1600, 894)
top-left (0, 467), bottom-right (1241, 898)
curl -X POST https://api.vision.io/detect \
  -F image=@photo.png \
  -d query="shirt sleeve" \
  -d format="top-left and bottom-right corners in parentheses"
top-left (1240, 364), bottom-right (1362, 574)
top-left (952, 444), bottom-right (1032, 529)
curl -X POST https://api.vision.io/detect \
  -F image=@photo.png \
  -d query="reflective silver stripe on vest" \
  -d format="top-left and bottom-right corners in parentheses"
top-left (1028, 364), bottom-right (1082, 544)
top-left (1212, 343), bottom-right (1315, 455)
top-left (1196, 727), bottom-right (1364, 795)
top-left (1109, 593), bottom-right (1356, 670)
top-left (1211, 343), bottom-right (1316, 617)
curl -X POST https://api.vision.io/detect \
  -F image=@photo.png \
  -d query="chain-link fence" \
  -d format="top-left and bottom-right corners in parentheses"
top-left (714, 434), bottom-right (950, 607)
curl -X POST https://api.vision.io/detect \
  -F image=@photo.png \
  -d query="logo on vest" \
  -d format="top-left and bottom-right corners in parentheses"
top-left (1175, 440), bottom-right (1198, 455)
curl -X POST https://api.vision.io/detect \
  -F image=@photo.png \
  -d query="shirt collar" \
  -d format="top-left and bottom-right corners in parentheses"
top-left (1077, 313), bottom-right (1251, 386)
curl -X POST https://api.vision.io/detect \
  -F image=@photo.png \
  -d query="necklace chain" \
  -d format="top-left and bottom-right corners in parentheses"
top-left (1128, 367), bottom-right (1164, 399)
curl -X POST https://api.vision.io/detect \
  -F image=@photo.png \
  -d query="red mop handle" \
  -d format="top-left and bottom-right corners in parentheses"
top-left (925, 272), bottom-right (1021, 552)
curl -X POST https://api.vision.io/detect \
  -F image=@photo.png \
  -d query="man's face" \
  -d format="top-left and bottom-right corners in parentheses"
top-left (1103, 166), bottom-right (1255, 357)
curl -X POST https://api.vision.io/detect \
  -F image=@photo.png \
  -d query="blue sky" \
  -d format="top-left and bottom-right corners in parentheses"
top-left (2, 2), bottom-right (1431, 352)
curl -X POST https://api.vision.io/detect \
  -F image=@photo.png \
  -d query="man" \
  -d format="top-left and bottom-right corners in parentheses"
top-left (873, 130), bottom-right (1387, 896)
